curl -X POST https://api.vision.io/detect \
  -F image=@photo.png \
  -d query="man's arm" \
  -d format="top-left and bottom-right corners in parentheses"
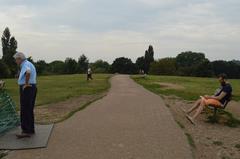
top-left (208, 92), bottom-right (227, 100)
top-left (25, 72), bottom-right (30, 85)
top-left (23, 69), bottom-right (32, 89)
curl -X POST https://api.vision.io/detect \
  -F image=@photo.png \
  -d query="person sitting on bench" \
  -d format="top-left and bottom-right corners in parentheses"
top-left (183, 73), bottom-right (232, 125)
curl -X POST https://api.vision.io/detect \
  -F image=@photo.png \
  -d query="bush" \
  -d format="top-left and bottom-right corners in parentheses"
top-left (149, 58), bottom-right (177, 75)
top-left (111, 57), bottom-right (137, 74)
top-left (0, 60), bottom-right (10, 78)
top-left (91, 60), bottom-right (110, 73)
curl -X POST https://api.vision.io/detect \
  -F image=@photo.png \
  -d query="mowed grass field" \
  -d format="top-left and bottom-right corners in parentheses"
top-left (132, 75), bottom-right (240, 101)
top-left (3, 74), bottom-right (111, 107)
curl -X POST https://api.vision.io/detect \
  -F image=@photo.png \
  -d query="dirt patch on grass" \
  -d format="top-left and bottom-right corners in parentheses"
top-left (34, 93), bottom-right (107, 124)
top-left (155, 82), bottom-right (185, 90)
top-left (163, 96), bottom-right (240, 159)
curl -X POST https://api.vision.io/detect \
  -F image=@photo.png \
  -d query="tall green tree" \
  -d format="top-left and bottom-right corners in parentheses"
top-left (176, 51), bottom-right (205, 68)
top-left (27, 56), bottom-right (34, 63)
top-left (149, 58), bottom-right (177, 75)
top-left (77, 54), bottom-right (89, 73)
top-left (91, 60), bottom-right (110, 73)
top-left (35, 60), bottom-right (48, 74)
top-left (0, 59), bottom-right (10, 78)
top-left (48, 60), bottom-right (65, 74)
top-left (211, 60), bottom-right (240, 79)
top-left (176, 51), bottom-right (207, 76)
top-left (111, 57), bottom-right (137, 74)
top-left (193, 59), bottom-right (213, 77)
top-left (64, 58), bottom-right (77, 74)
top-left (1, 27), bottom-right (18, 77)
top-left (144, 45), bottom-right (154, 73)
top-left (136, 56), bottom-right (145, 71)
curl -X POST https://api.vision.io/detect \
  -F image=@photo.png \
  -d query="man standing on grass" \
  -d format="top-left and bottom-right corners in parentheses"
top-left (13, 52), bottom-right (37, 138)
top-left (87, 67), bottom-right (93, 81)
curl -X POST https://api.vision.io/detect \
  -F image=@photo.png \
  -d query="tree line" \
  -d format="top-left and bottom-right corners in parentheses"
top-left (0, 28), bottom-right (154, 77)
top-left (1, 27), bottom-right (240, 79)
top-left (149, 52), bottom-right (240, 79)
top-left (0, 28), bottom-right (109, 77)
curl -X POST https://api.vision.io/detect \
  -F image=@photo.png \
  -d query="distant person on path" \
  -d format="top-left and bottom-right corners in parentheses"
top-left (13, 52), bottom-right (37, 138)
top-left (183, 73), bottom-right (232, 125)
top-left (139, 69), bottom-right (144, 75)
top-left (87, 67), bottom-right (93, 81)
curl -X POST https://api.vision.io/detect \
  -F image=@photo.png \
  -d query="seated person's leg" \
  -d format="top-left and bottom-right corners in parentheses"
top-left (186, 98), bottom-right (206, 124)
top-left (192, 99), bottom-right (206, 119)
top-left (185, 98), bottom-right (202, 114)
top-left (186, 98), bottom-right (222, 124)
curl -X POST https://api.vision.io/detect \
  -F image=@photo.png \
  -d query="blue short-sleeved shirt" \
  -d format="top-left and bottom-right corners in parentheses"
top-left (18, 60), bottom-right (37, 85)
top-left (215, 83), bottom-right (232, 104)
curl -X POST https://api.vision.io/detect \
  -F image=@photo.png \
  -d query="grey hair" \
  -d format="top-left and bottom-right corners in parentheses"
top-left (13, 52), bottom-right (26, 60)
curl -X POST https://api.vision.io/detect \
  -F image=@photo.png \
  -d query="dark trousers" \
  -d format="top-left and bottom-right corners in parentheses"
top-left (87, 74), bottom-right (93, 80)
top-left (19, 85), bottom-right (37, 134)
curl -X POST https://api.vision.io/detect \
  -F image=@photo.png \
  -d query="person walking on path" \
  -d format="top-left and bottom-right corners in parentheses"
top-left (13, 52), bottom-right (37, 138)
top-left (87, 67), bottom-right (93, 81)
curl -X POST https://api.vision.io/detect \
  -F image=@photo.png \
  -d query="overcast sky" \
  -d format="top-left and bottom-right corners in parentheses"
top-left (0, 0), bottom-right (239, 63)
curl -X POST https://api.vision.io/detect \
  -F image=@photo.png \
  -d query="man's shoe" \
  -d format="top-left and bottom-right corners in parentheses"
top-left (16, 133), bottom-right (31, 139)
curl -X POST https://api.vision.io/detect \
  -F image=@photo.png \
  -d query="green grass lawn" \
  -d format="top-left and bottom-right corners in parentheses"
top-left (132, 75), bottom-right (240, 101)
top-left (3, 74), bottom-right (111, 107)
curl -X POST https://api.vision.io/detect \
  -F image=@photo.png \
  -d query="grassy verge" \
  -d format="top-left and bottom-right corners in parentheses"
top-left (132, 75), bottom-right (240, 127)
top-left (185, 132), bottom-right (196, 159)
top-left (185, 133), bottom-right (196, 148)
top-left (0, 151), bottom-right (7, 159)
top-left (174, 119), bottom-right (195, 158)
top-left (55, 93), bottom-right (108, 124)
top-left (206, 109), bottom-right (240, 127)
top-left (132, 75), bottom-right (240, 101)
top-left (3, 74), bottom-right (111, 107)
top-left (132, 75), bottom-right (240, 158)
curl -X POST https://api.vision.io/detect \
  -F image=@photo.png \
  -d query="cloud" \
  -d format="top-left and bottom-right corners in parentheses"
top-left (0, 0), bottom-right (239, 63)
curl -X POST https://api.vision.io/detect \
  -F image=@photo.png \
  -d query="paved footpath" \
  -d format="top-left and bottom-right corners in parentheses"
top-left (7, 75), bottom-right (192, 159)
